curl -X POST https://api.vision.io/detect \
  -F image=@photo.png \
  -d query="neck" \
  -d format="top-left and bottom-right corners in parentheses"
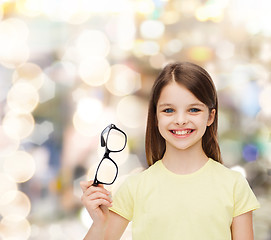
top-left (161, 143), bottom-right (209, 175)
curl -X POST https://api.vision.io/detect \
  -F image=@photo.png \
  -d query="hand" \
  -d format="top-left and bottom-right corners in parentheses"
top-left (80, 180), bottom-right (112, 227)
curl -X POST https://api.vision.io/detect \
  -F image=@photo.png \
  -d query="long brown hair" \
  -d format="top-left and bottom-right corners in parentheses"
top-left (145, 62), bottom-right (222, 166)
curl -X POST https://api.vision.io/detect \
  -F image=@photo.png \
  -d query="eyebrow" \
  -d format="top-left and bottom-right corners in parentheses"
top-left (158, 103), bottom-right (205, 108)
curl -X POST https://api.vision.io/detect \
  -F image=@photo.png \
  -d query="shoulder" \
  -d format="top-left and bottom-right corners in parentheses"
top-left (208, 159), bottom-right (246, 184)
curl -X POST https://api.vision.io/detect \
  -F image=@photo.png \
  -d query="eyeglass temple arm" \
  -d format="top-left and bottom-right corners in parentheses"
top-left (101, 125), bottom-right (111, 147)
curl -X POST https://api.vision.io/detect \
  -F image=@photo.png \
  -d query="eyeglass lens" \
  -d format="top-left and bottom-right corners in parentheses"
top-left (104, 128), bottom-right (126, 152)
top-left (96, 157), bottom-right (118, 185)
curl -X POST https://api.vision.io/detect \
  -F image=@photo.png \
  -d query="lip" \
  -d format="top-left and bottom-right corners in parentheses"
top-left (170, 128), bottom-right (195, 137)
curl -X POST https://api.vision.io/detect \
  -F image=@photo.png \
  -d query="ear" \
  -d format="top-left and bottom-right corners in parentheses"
top-left (207, 109), bottom-right (216, 127)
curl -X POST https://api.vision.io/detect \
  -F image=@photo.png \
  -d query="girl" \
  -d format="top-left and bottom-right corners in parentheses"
top-left (80, 62), bottom-right (260, 240)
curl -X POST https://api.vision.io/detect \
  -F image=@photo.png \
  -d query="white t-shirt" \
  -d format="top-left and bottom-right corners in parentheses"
top-left (110, 159), bottom-right (260, 240)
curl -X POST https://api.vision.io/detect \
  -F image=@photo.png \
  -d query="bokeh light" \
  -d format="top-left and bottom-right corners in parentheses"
top-left (76, 97), bottom-right (103, 124)
top-left (140, 20), bottom-right (165, 39)
top-left (2, 111), bottom-right (35, 140)
top-left (3, 151), bottom-right (36, 183)
top-left (117, 96), bottom-right (147, 128)
top-left (0, 18), bottom-right (29, 68)
top-left (12, 62), bottom-right (44, 90)
top-left (7, 83), bottom-right (39, 113)
top-left (0, 126), bottom-right (20, 158)
top-left (0, 215), bottom-right (31, 240)
top-left (76, 30), bottom-right (110, 59)
top-left (0, 173), bottom-right (18, 206)
top-left (105, 64), bottom-right (141, 96)
top-left (78, 58), bottom-right (111, 86)
top-left (259, 84), bottom-right (271, 116)
top-left (0, 190), bottom-right (31, 218)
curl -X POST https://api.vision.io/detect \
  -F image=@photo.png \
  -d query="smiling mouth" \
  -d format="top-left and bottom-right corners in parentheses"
top-left (171, 129), bottom-right (194, 136)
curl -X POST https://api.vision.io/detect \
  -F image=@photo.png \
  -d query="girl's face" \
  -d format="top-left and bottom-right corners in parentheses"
top-left (156, 81), bottom-right (215, 153)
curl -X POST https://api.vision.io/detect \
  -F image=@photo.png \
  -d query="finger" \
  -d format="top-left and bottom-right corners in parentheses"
top-left (82, 195), bottom-right (112, 209)
top-left (90, 199), bottom-right (113, 209)
top-left (84, 185), bottom-right (111, 197)
top-left (87, 191), bottom-right (113, 203)
top-left (80, 180), bottom-right (93, 192)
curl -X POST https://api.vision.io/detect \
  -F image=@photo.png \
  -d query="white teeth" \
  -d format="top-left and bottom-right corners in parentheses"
top-left (172, 130), bottom-right (192, 135)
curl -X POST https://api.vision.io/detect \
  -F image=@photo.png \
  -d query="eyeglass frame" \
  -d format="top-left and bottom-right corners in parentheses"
top-left (92, 124), bottom-right (127, 187)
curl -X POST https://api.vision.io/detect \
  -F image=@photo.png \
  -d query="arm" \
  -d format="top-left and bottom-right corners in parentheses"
top-left (84, 211), bottom-right (129, 240)
top-left (80, 181), bottom-right (129, 240)
top-left (231, 211), bottom-right (254, 240)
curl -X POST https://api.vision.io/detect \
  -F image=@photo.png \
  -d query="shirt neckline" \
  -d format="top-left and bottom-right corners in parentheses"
top-left (157, 158), bottom-right (212, 179)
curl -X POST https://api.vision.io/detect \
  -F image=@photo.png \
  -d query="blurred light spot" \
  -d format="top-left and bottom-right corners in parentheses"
top-left (0, 215), bottom-right (31, 239)
top-left (106, 64), bottom-right (141, 96)
top-left (54, 0), bottom-right (90, 24)
top-left (71, 86), bottom-right (90, 102)
top-left (117, 96), bottom-right (147, 128)
top-left (187, 46), bottom-right (213, 62)
top-left (0, 126), bottom-right (19, 157)
top-left (2, 111), bottom-right (35, 140)
top-left (0, 173), bottom-right (18, 206)
top-left (239, 82), bottom-right (260, 117)
top-left (105, 13), bottom-right (135, 49)
top-left (16, 0), bottom-right (42, 17)
top-left (31, 147), bottom-right (50, 177)
top-left (0, 18), bottom-right (28, 42)
top-left (29, 121), bottom-right (54, 145)
top-left (164, 39), bottom-right (183, 55)
top-left (0, 42), bottom-right (29, 69)
top-left (76, 30), bottom-right (110, 59)
top-left (259, 85), bottom-right (271, 115)
top-left (79, 58), bottom-right (111, 86)
top-left (82, 0), bottom-right (132, 13)
top-left (0, 191), bottom-right (31, 218)
top-left (12, 62), bottom-right (44, 90)
top-left (134, 0), bottom-right (155, 15)
top-left (7, 83), bottom-right (39, 113)
top-left (140, 20), bottom-right (165, 39)
top-left (73, 113), bottom-right (101, 137)
top-left (243, 144), bottom-right (259, 162)
top-left (80, 207), bottom-right (93, 228)
top-left (161, 10), bottom-right (180, 24)
top-left (0, 4), bottom-right (3, 20)
top-left (0, 18), bottom-right (29, 68)
top-left (76, 98), bottom-right (103, 124)
top-left (3, 151), bottom-right (36, 183)
top-left (44, 61), bottom-right (77, 87)
top-left (195, 4), bottom-right (224, 22)
top-left (38, 75), bottom-right (56, 103)
top-left (231, 165), bottom-right (247, 178)
top-left (139, 41), bottom-right (160, 56)
top-left (149, 53), bottom-right (166, 69)
top-left (216, 40), bottom-right (235, 60)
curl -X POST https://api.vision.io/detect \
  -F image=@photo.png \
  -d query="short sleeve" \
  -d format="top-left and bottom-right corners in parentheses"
top-left (109, 175), bottom-right (136, 221)
top-left (233, 173), bottom-right (260, 217)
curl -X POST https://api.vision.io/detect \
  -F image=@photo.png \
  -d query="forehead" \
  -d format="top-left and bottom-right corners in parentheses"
top-left (158, 82), bottom-right (203, 106)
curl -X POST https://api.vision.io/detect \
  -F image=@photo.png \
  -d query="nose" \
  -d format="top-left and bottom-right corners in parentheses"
top-left (174, 112), bottom-right (188, 126)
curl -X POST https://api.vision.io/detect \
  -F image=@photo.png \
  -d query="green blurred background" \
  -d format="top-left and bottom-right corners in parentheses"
top-left (0, 0), bottom-right (270, 239)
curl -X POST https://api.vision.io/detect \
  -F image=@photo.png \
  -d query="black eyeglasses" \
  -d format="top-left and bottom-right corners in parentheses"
top-left (92, 124), bottom-right (127, 187)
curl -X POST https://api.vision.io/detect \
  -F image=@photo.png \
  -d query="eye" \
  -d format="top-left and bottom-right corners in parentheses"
top-left (163, 108), bottom-right (174, 113)
top-left (189, 108), bottom-right (201, 113)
